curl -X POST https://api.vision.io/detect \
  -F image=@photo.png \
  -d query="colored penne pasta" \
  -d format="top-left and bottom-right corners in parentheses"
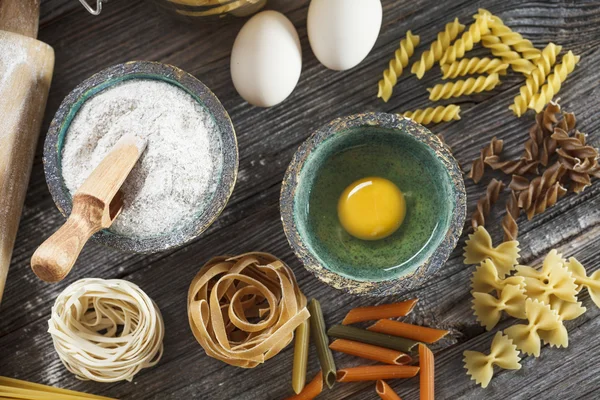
top-left (342, 299), bottom-right (418, 325)
top-left (337, 366), bottom-right (420, 382)
top-left (367, 320), bottom-right (449, 344)
top-left (285, 371), bottom-right (323, 400)
top-left (307, 299), bottom-right (337, 389)
top-left (376, 380), bottom-right (403, 400)
top-left (329, 339), bottom-right (412, 365)
top-left (292, 319), bottom-right (311, 394)
top-left (419, 344), bottom-right (435, 400)
top-left (328, 325), bottom-right (420, 353)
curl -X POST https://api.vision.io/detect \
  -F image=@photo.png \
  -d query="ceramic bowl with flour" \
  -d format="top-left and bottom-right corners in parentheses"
top-left (44, 61), bottom-right (238, 253)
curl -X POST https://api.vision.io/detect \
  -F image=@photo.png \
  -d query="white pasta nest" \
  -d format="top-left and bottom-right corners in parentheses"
top-left (48, 278), bottom-right (165, 382)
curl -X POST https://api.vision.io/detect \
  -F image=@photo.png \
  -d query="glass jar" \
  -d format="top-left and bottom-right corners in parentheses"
top-left (152, 0), bottom-right (268, 20)
top-left (78, 0), bottom-right (267, 20)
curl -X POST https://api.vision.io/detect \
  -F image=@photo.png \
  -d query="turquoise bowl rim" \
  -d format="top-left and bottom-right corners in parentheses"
top-left (43, 61), bottom-right (239, 254)
top-left (280, 112), bottom-right (466, 296)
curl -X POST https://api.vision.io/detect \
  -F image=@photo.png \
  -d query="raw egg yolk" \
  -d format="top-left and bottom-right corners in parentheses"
top-left (337, 177), bottom-right (406, 241)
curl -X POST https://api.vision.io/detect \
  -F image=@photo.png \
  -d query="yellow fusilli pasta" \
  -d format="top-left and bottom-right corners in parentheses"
top-left (471, 259), bottom-right (525, 294)
top-left (411, 18), bottom-right (465, 79)
top-left (402, 105), bottom-right (461, 124)
top-left (477, 9), bottom-right (541, 60)
top-left (463, 332), bottom-right (521, 389)
top-left (509, 43), bottom-right (562, 116)
top-left (529, 51), bottom-right (581, 112)
top-left (473, 284), bottom-right (527, 330)
top-left (504, 298), bottom-right (563, 357)
top-left (427, 73), bottom-right (501, 101)
top-left (481, 34), bottom-right (536, 75)
top-left (440, 15), bottom-right (490, 64)
top-left (441, 57), bottom-right (508, 79)
top-left (377, 31), bottom-right (420, 102)
top-left (464, 227), bottom-right (520, 278)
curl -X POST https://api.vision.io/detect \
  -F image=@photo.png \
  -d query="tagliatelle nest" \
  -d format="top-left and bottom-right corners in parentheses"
top-left (187, 252), bottom-right (309, 368)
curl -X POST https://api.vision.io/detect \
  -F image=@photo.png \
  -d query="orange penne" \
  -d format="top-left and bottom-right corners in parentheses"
top-left (419, 344), bottom-right (435, 400)
top-left (367, 319), bottom-right (449, 343)
top-left (336, 366), bottom-right (420, 382)
top-left (329, 339), bottom-right (412, 365)
top-left (342, 299), bottom-right (418, 325)
top-left (376, 380), bottom-right (403, 400)
top-left (285, 371), bottom-right (323, 400)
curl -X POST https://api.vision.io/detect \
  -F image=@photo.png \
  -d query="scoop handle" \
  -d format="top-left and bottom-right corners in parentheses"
top-left (31, 196), bottom-right (105, 282)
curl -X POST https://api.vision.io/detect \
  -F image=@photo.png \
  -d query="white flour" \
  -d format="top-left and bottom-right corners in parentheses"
top-left (61, 79), bottom-right (222, 238)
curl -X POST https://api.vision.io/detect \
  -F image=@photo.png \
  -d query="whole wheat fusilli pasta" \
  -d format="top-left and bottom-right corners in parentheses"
top-left (377, 31), bottom-right (420, 102)
top-left (411, 18), bottom-right (465, 79)
top-left (468, 137), bottom-right (503, 183)
top-left (428, 73), bottom-right (501, 101)
top-left (472, 178), bottom-right (505, 230)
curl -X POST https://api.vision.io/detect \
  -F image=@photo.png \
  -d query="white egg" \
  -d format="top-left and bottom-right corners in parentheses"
top-left (230, 11), bottom-right (302, 108)
top-left (307, 0), bottom-right (382, 71)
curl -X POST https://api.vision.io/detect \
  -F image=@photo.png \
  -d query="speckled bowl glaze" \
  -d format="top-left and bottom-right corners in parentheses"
top-left (44, 61), bottom-right (238, 254)
top-left (280, 112), bottom-right (466, 296)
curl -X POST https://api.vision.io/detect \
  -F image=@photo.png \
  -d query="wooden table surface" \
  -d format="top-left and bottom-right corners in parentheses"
top-left (2, 0), bottom-right (600, 399)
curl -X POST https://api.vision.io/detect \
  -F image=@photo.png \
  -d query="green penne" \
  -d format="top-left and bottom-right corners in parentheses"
top-left (291, 319), bottom-right (310, 394)
top-left (308, 299), bottom-right (337, 389)
top-left (327, 324), bottom-right (420, 353)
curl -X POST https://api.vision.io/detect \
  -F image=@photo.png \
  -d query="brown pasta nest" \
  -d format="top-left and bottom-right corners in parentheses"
top-left (187, 252), bottom-right (309, 368)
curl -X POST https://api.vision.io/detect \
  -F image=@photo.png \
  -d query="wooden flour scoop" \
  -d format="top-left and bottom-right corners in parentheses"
top-left (31, 133), bottom-right (148, 282)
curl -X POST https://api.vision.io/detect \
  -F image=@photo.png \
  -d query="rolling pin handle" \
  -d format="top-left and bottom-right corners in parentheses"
top-left (31, 196), bottom-right (106, 282)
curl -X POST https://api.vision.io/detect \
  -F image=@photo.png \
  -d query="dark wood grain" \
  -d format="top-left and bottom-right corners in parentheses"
top-left (2, 0), bottom-right (600, 399)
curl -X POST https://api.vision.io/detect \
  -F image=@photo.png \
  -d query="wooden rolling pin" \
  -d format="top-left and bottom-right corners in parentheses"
top-left (0, 0), bottom-right (54, 304)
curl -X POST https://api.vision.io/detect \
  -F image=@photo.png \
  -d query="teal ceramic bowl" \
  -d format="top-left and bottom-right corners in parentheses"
top-left (43, 61), bottom-right (238, 254)
top-left (280, 113), bottom-right (466, 296)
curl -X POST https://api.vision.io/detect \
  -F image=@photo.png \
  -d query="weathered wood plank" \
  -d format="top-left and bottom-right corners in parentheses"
top-left (2, 0), bottom-right (600, 399)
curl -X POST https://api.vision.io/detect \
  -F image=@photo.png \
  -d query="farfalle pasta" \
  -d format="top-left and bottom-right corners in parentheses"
top-left (473, 284), bottom-right (527, 330)
top-left (463, 332), bottom-right (521, 389)
top-left (411, 18), bottom-right (465, 79)
top-left (565, 257), bottom-right (600, 307)
top-left (377, 31), bottom-right (420, 102)
top-left (504, 299), bottom-right (563, 357)
top-left (510, 43), bottom-right (562, 116)
top-left (464, 227), bottom-right (520, 278)
top-left (538, 298), bottom-right (586, 349)
top-left (440, 15), bottom-right (490, 64)
top-left (402, 105), bottom-right (461, 125)
top-left (530, 51), bottom-right (581, 112)
top-left (516, 254), bottom-right (578, 305)
top-left (441, 57), bottom-right (508, 79)
top-left (471, 259), bottom-right (525, 294)
top-left (427, 73), bottom-right (501, 101)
